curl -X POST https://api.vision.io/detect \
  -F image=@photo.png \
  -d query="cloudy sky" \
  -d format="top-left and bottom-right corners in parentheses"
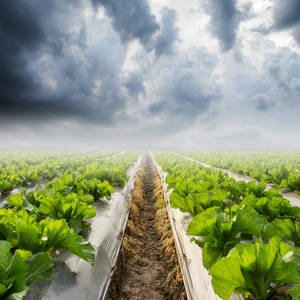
top-left (1, 0), bottom-right (300, 150)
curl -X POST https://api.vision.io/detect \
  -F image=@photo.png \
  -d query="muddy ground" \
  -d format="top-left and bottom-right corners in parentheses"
top-left (107, 152), bottom-right (186, 300)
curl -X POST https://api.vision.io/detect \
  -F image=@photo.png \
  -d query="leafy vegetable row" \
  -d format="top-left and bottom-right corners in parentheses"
top-left (0, 151), bottom-right (119, 193)
top-left (176, 151), bottom-right (300, 195)
top-left (0, 151), bottom-right (141, 299)
top-left (153, 151), bottom-right (300, 300)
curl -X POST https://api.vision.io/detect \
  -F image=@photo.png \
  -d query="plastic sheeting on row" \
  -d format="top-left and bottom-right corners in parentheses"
top-left (24, 154), bottom-right (143, 300)
top-left (174, 153), bottom-right (300, 207)
top-left (0, 177), bottom-right (59, 208)
top-left (151, 152), bottom-right (244, 300)
top-left (0, 152), bottom-right (123, 209)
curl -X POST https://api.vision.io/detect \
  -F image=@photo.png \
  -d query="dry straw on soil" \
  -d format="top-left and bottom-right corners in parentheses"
top-left (153, 166), bottom-right (186, 300)
top-left (121, 234), bottom-right (142, 261)
top-left (123, 161), bottom-right (146, 254)
top-left (108, 154), bottom-right (186, 300)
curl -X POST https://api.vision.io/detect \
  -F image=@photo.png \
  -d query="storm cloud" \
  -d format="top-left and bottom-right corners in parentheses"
top-left (0, 1), bottom-right (47, 97)
top-left (0, 0), bottom-right (130, 126)
top-left (122, 71), bottom-right (145, 98)
top-left (91, 0), bottom-right (159, 47)
top-left (0, 0), bottom-right (300, 150)
top-left (251, 94), bottom-right (273, 111)
top-left (272, 0), bottom-right (300, 30)
top-left (146, 47), bottom-right (221, 130)
top-left (201, 0), bottom-right (240, 51)
top-left (153, 7), bottom-right (179, 57)
top-left (272, 0), bottom-right (300, 45)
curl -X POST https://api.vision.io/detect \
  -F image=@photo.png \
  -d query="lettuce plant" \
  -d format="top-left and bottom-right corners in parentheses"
top-left (0, 240), bottom-right (53, 300)
top-left (6, 191), bottom-right (95, 233)
top-left (261, 164), bottom-right (292, 186)
top-left (77, 179), bottom-right (114, 200)
top-left (45, 170), bottom-right (77, 195)
top-left (240, 194), bottom-right (300, 223)
top-left (264, 219), bottom-right (300, 253)
top-left (221, 181), bottom-right (267, 204)
top-left (209, 236), bottom-right (300, 300)
top-left (287, 172), bottom-right (300, 193)
top-left (38, 193), bottom-right (96, 234)
top-left (187, 205), bottom-right (267, 269)
top-left (0, 181), bottom-right (11, 193)
top-left (92, 167), bottom-right (128, 187)
top-left (0, 209), bottom-right (95, 265)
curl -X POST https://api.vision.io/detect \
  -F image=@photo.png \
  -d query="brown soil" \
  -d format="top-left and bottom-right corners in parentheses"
top-left (107, 152), bottom-right (186, 300)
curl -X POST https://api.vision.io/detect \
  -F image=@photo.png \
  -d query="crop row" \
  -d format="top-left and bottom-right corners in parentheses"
top-left (177, 151), bottom-right (300, 195)
top-left (154, 151), bottom-right (300, 300)
top-left (0, 151), bottom-right (140, 299)
top-left (0, 150), bottom-right (118, 194)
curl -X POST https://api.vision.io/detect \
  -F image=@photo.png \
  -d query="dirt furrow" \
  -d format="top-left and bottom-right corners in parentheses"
top-left (107, 152), bottom-right (186, 300)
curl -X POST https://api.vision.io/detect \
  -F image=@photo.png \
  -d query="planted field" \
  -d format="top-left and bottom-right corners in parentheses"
top-left (1, 150), bottom-right (300, 300)
top-left (177, 151), bottom-right (300, 195)
top-left (0, 151), bottom-right (141, 299)
top-left (154, 151), bottom-right (300, 300)
top-left (0, 151), bottom-right (118, 196)
top-left (1, 1), bottom-right (299, 299)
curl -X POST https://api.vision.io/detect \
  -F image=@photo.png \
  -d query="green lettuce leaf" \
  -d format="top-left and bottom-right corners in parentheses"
top-left (169, 191), bottom-right (197, 215)
top-left (25, 252), bottom-right (54, 282)
top-left (77, 179), bottom-right (114, 200)
top-left (188, 205), bottom-right (266, 269)
top-left (38, 218), bottom-right (95, 265)
top-left (1, 209), bottom-right (95, 265)
top-left (210, 250), bottom-right (246, 300)
top-left (289, 285), bottom-right (300, 299)
top-left (209, 236), bottom-right (300, 300)
top-left (241, 195), bottom-right (300, 222)
top-left (0, 240), bottom-right (53, 299)
top-left (264, 218), bottom-right (300, 253)
top-left (37, 193), bottom-right (96, 234)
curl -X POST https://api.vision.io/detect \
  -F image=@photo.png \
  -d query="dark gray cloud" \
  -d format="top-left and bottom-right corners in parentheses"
top-left (91, 0), bottom-right (159, 47)
top-left (201, 0), bottom-right (241, 51)
top-left (0, 0), bottom-right (299, 150)
top-left (147, 47), bottom-right (221, 129)
top-left (293, 27), bottom-right (300, 44)
top-left (0, 0), bottom-right (129, 126)
top-left (122, 71), bottom-right (145, 98)
top-left (292, 28), bottom-right (300, 45)
top-left (250, 94), bottom-right (273, 111)
top-left (266, 58), bottom-right (290, 92)
top-left (153, 7), bottom-right (179, 57)
top-left (0, 1), bottom-right (46, 96)
top-left (273, 0), bottom-right (300, 30)
top-left (0, 92), bottom-right (93, 124)
top-left (272, 0), bottom-right (300, 45)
